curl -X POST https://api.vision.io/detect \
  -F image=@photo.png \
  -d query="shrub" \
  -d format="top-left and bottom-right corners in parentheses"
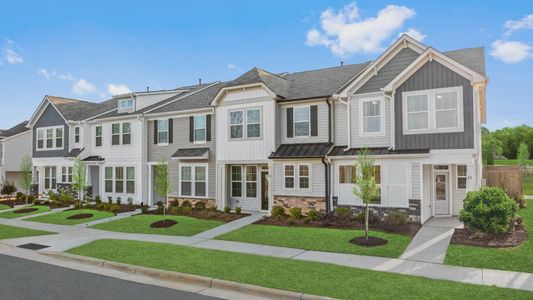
top-left (335, 207), bottom-right (352, 219)
top-left (170, 200), bottom-right (180, 207)
top-left (73, 203), bottom-right (81, 209)
top-left (385, 212), bottom-right (408, 226)
top-left (116, 197), bottom-right (122, 206)
top-left (103, 204), bottom-right (111, 211)
top-left (95, 196), bottom-right (102, 204)
top-left (354, 211), bottom-right (365, 222)
top-left (1, 182), bottom-right (17, 196)
top-left (48, 191), bottom-right (59, 202)
top-left (27, 195), bottom-right (35, 203)
top-left (207, 211), bottom-right (217, 218)
top-left (235, 207), bottom-right (242, 215)
top-left (110, 205), bottom-right (121, 216)
top-left (224, 206), bottom-right (231, 213)
top-left (141, 206), bottom-right (148, 214)
top-left (156, 201), bottom-right (164, 215)
top-left (16, 192), bottom-right (24, 200)
top-left (181, 200), bottom-right (192, 208)
top-left (459, 187), bottom-right (519, 234)
top-left (127, 197), bottom-right (133, 206)
top-left (59, 190), bottom-right (73, 203)
top-left (108, 196), bottom-right (113, 204)
top-left (170, 206), bottom-right (180, 214)
top-left (177, 206), bottom-right (191, 215)
top-left (271, 206), bottom-right (285, 219)
top-left (307, 210), bottom-right (319, 221)
top-left (289, 207), bottom-right (302, 220)
top-left (194, 201), bottom-right (206, 210)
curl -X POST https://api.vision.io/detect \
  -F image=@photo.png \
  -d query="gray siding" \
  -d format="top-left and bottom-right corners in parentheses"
top-left (357, 48), bottom-right (419, 94)
top-left (280, 101), bottom-right (329, 144)
top-left (395, 61), bottom-right (474, 150)
top-left (147, 114), bottom-right (216, 199)
top-left (32, 104), bottom-right (69, 158)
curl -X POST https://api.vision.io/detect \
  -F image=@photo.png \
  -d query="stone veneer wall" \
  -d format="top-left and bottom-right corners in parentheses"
top-left (273, 195), bottom-right (326, 214)
top-left (336, 199), bottom-right (421, 223)
top-left (168, 197), bottom-right (216, 209)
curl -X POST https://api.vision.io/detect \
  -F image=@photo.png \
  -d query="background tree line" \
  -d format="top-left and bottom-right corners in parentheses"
top-left (482, 125), bottom-right (533, 165)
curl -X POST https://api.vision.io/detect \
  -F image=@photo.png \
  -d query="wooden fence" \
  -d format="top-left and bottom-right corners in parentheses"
top-left (483, 165), bottom-right (523, 199)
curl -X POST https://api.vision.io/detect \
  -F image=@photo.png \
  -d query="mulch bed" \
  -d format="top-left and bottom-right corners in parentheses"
top-left (256, 215), bottom-right (421, 237)
top-left (34, 201), bottom-right (71, 209)
top-left (150, 219), bottom-right (178, 228)
top-left (66, 214), bottom-right (94, 220)
top-left (451, 224), bottom-right (528, 248)
top-left (350, 236), bottom-right (389, 247)
top-left (89, 204), bottom-right (139, 213)
top-left (148, 208), bottom-right (249, 223)
top-left (13, 208), bottom-right (38, 214)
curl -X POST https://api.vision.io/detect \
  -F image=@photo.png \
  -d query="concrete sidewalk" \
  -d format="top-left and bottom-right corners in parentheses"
top-left (193, 212), bottom-right (265, 239)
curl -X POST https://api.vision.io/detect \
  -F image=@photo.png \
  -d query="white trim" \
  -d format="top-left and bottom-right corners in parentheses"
top-left (456, 164), bottom-right (468, 190)
top-left (230, 165), bottom-right (243, 198)
top-left (36, 125), bottom-right (64, 151)
top-left (28, 96), bottom-right (68, 126)
top-left (292, 105), bottom-right (311, 138)
top-left (283, 164), bottom-right (295, 189)
top-left (211, 83), bottom-right (276, 106)
top-left (193, 115), bottom-right (207, 143)
top-left (178, 163), bottom-right (209, 199)
top-left (432, 168), bottom-right (452, 217)
top-left (298, 164), bottom-right (311, 190)
top-left (228, 107), bottom-right (263, 141)
top-left (358, 96), bottom-right (386, 137)
top-left (156, 118), bottom-right (170, 145)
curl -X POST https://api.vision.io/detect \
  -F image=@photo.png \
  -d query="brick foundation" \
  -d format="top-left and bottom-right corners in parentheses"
top-left (336, 199), bottom-right (421, 223)
top-left (273, 195), bottom-right (326, 214)
top-left (168, 197), bottom-right (216, 209)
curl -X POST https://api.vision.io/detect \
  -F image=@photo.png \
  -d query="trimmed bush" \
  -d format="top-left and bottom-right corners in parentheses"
top-left (289, 207), bottom-right (303, 220)
top-left (141, 206), bottom-right (148, 214)
top-left (116, 197), bottom-right (122, 206)
top-left (194, 201), bottom-right (206, 210)
top-left (1, 182), bottom-right (17, 196)
top-left (354, 211), bottom-right (365, 222)
top-left (181, 200), bottom-right (192, 208)
top-left (385, 212), bottom-right (408, 225)
top-left (307, 210), bottom-right (319, 221)
top-left (108, 196), bottom-right (113, 204)
top-left (235, 207), bottom-right (242, 215)
top-left (95, 196), bottom-right (102, 204)
top-left (110, 205), bottom-right (121, 216)
top-left (127, 197), bottom-right (133, 206)
top-left (459, 187), bottom-right (519, 234)
top-left (335, 207), bottom-right (352, 219)
top-left (16, 192), bottom-right (24, 200)
top-left (224, 206), bottom-right (231, 214)
top-left (271, 206), bottom-right (285, 219)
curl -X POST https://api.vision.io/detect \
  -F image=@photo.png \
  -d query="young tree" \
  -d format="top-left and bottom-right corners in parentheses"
top-left (19, 155), bottom-right (33, 205)
top-left (72, 157), bottom-right (87, 209)
top-left (517, 142), bottom-right (530, 174)
top-left (154, 160), bottom-right (172, 220)
top-left (352, 148), bottom-right (380, 241)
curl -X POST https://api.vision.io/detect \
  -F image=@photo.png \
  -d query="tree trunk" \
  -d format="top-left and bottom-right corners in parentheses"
top-left (25, 193), bottom-right (28, 206)
top-left (365, 202), bottom-right (369, 241)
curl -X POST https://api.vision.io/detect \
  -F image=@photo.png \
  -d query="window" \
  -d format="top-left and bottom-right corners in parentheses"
top-left (105, 167), bottom-right (113, 193)
top-left (294, 106), bottom-right (310, 137)
top-left (158, 119), bottom-right (169, 144)
top-left (231, 166), bottom-right (242, 197)
top-left (95, 126), bottom-right (102, 147)
top-left (126, 167), bottom-right (135, 194)
top-left (119, 98), bottom-right (134, 109)
top-left (74, 127), bottom-right (80, 143)
top-left (230, 111), bottom-right (243, 139)
top-left (62, 167), bottom-right (73, 183)
top-left (181, 166), bottom-right (192, 196)
top-left (180, 165), bottom-right (207, 197)
top-left (246, 166), bottom-right (257, 198)
top-left (299, 165), bottom-right (310, 189)
top-left (246, 109), bottom-right (261, 138)
top-left (36, 126), bottom-right (64, 150)
top-left (457, 165), bottom-right (467, 189)
top-left (111, 123), bottom-right (131, 145)
top-left (115, 167), bottom-right (124, 193)
top-left (44, 167), bottom-right (57, 190)
top-left (122, 123), bottom-right (131, 145)
top-left (403, 86), bottom-right (463, 134)
top-left (339, 165), bottom-right (356, 184)
top-left (284, 165), bottom-right (295, 188)
top-left (112, 124), bottom-right (120, 145)
top-left (361, 99), bottom-right (382, 134)
top-left (194, 166), bottom-right (207, 197)
top-left (194, 115), bottom-right (206, 142)
top-left (434, 165), bottom-right (449, 170)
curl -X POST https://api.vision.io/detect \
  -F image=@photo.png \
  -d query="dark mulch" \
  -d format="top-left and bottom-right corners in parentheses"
top-left (89, 204), bottom-right (139, 213)
top-left (451, 224), bottom-right (528, 248)
top-left (256, 215), bottom-right (421, 237)
top-left (66, 214), bottom-right (93, 220)
top-left (350, 236), bottom-right (389, 247)
top-left (0, 199), bottom-right (26, 208)
top-left (33, 201), bottom-right (71, 209)
top-left (150, 219), bottom-right (178, 228)
top-left (148, 208), bottom-right (249, 223)
top-left (13, 208), bottom-right (38, 214)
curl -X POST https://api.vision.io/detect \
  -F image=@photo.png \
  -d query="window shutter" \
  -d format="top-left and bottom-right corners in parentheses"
top-left (153, 120), bottom-right (158, 144)
top-left (311, 105), bottom-right (318, 136)
top-left (286, 107), bottom-right (293, 138)
top-left (206, 115), bottom-right (211, 142)
top-left (189, 116), bottom-right (194, 142)
top-left (168, 118), bottom-right (173, 144)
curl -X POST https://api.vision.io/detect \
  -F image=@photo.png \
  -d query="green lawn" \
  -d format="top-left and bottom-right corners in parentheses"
top-left (68, 239), bottom-right (532, 299)
top-left (91, 214), bottom-right (223, 236)
top-left (26, 209), bottom-right (114, 225)
top-left (217, 224), bottom-right (411, 258)
top-left (524, 172), bottom-right (533, 195)
top-left (0, 205), bottom-right (50, 219)
top-left (445, 200), bottom-right (533, 273)
top-left (494, 159), bottom-right (533, 166)
top-left (0, 204), bottom-right (12, 211)
top-left (0, 224), bottom-right (55, 239)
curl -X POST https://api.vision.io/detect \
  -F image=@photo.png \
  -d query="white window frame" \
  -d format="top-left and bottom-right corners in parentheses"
top-left (95, 126), bottom-right (103, 147)
top-left (74, 126), bottom-right (81, 144)
top-left (126, 167), bottom-right (135, 194)
top-left (36, 126), bottom-right (64, 151)
top-left (298, 164), bottom-right (311, 190)
top-left (228, 108), bottom-right (262, 141)
top-left (284, 164), bottom-right (295, 189)
top-left (179, 163), bottom-right (208, 198)
top-left (456, 165), bottom-right (467, 190)
top-left (105, 167), bottom-right (113, 193)
top-left (402, 86), bottom-right (464, 135)
top-left (230, 165), bottom-right (243, 198)
top-left (157, 119), bottom-right (169, 145)
top-left (246, 108), bottom-right (262, 139)
top-left (359, 97), bottom-right (385, 136)
top-left (44, 167), bottom-right (57, 190)
top-left (118, 98), bottom-right (134, 110)
top-left (245, 165), bottom-right (258, 198)
top-left (293, 106), bottom-right (310, 138)
top-left (193, 115), bottom-right (207, 143)
top-left (61, 166), bottom-right (73, 183)
top-left (111, 122), bottom-right (132, 146)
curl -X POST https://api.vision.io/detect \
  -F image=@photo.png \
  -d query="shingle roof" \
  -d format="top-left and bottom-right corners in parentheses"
top-left (171, 148), bottom-right (210, 159)
top-left (47, 96), bottom-right (106, 121)
top-left (225, 68), bottom-right (289, 98)
top-left (147, 83), bottom-right (224, 115)
top-left (328, 146), bottom-right (429, 157)
top-left (64, 148), bottom-right (84, 158)
top-left (83, 156), bottom-right (105, 162)
top-left (443, 47), bottom-right (485, 75)
top-left (269, 143), bottom-right (333, 159)
top-left (1, 121), bottom-right (29, 138)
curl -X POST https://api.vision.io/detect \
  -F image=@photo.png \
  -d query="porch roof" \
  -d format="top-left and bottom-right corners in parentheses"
top-left (328, 146), bottom-right (429, 157)
top-left (64, 148), bottom-right (84, 158)
top-left (82, 156), bottom-right (105, 162)
top-left (171, 148), bottom-right (210, 160)
top-left (269, 143), bottom-right (332, 159)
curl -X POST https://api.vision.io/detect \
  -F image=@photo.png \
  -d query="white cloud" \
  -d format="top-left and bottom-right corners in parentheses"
top-left (227, 63), bottom-right (243, 72)
top-left (107, 83), bottom-right (132, 95)
top-left (72, 79), bottom-right (97, 95)
top-left (305, 2), bottom-right (416, 56)
top-left (398, 28), bottom-right (426, 42)
top-left (2, 39), bottom-right (24, 65)
top-left (490, 40), bottom-right (532, 63)
top-left (37, 68), bottom-right (56, 79)
top-left (59, 73), bottom-right (76, 81)
top-left (504, 13), bottom-right (533, 36)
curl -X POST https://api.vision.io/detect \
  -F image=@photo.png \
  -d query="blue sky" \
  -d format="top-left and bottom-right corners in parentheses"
top-left (0, 1), bottom-right (532, 130)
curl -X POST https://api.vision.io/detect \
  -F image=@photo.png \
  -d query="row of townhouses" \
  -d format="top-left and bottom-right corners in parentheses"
top-left (3, 35), bottom-right (488, 223)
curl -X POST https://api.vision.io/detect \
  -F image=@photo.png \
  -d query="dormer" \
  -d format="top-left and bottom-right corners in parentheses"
top-left (116, 96), bottom-right (135, 114)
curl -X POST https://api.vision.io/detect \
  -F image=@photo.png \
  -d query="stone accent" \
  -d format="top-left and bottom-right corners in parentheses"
top-left (168, 197), bottom-right (216, 209)
top-left (336, 199), bottom-right (421, 223)
top-left (273, 195), bottom-right (326, 214)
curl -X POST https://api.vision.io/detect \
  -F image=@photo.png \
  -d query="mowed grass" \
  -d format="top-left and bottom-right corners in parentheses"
top-left (217, 224), bottom-right (412, 258)
top-left (494, 159), bottom-right (533, 166)
top-left (0, 205), bottom-right (50, 219)
top-left (0, 224), bottom-right (55, 239)
top-left (91, 214), bottom-right (223, 236)
top-left (445, 200), bottom-right (533, 273)
top-left (27, 209), bottom-right (114, 225)
top-left (524, 172), bottom-right (533, 195)
top-left (0, 204), bottom-right (12, 211)
top-left (67, 239), bottom-right (532, 299)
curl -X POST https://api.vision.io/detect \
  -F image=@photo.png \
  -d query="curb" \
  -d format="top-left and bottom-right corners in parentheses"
top-left (44, 252), bottom-right (335, 300)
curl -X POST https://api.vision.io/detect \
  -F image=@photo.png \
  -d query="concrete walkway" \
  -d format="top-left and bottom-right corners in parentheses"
top-left (75, 209), bottom-right (142, 228)
top-left (1, 217), bottom-right (532, 292)
top-left (400, 217), bottom-right (462, 264)
top-left (193, 212), bottom-right (265, 239)
top-left (15, 206), bottom-right (72, 220)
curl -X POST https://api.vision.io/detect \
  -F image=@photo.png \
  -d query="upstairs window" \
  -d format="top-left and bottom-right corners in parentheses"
top-left (158, 119), bottom-right (169, 144)
top-left (119, 98), bottom-right (134, 110)
top-left (111, 123), bottom-right (131, 145)
top-left (406, 94), bottom-right (429, 131)
top-left (112, 124), bottom-right (120, 145)
top-left (435, 91), bottom-right (459, 129)
top-left (122, 123), bottom-right (131, 145)
top-left (194, 115), bottom-right (206, 142)
top-left (36, 126), bottom-right (64, 150)
top-left (293, 106), bottom-right (310, 137)
top-left (361, 99), bottom-right (383, 135)
top-left (229, 108), bottom-right (261, 140)
top-left (230, 111), bottom-right (244, 139)
top-left (95, 126), bottom-right (102, 147)
top-left (74, 127), bottom-right (80, 143)
top-left (246, 109), bottom-right (261, 138)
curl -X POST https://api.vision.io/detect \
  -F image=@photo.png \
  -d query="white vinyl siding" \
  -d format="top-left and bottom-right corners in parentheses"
top-left (281, 101), bottom-right (329, 144)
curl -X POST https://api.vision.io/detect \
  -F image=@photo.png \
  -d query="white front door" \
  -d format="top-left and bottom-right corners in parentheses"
top-left (434, 172), bottom-right (450, 215)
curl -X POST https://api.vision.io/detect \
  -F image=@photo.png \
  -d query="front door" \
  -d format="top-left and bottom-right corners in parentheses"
top-left (261, 171), bottom-right (269, 211)
top-left (434, 172), bottom-right (449, 215)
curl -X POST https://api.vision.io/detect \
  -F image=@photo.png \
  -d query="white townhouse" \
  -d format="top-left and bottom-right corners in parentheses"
top-left (0, 121), bottom-right (31, 191)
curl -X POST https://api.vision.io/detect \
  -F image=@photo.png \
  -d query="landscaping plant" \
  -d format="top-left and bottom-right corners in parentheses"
top-left (289, 207), bottom-right (302, 220)
top-left (235, 206), bottom-right (242, 215)
top-left (19, 155), bottom-right (33, 205)
top-left (307, 210), bottom-right (319, 221)
top-left (72, 157), bottom-right (87, 210)
top-left (154, 160), bottom-right (172, 222)
top-left (352, 148), bottom-right (380, 241)
top-left (459, 187), bottom-right (519, 234)
top-left (1, 181), bottom-right (17, 197)
top-left (517, 142), bottom-right (530, 175)
top-left (271, 206), bottom-right (285, 219)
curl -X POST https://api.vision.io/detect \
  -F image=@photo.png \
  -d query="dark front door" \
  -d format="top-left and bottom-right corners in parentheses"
top-left (261, 172), bottom-right (269, 211)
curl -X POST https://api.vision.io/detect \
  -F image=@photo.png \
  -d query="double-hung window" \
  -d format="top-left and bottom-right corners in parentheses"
top-left (230, 111), bottom-right (243, 139)
top-left (181, 167), bottom-right (192, 196)
top-left (44, 167), bottom-right (57, 190)
top-left (74, 127), bottom-right (80, 143)
top-left (105, 167), bottom-right (113, 193)
top-left (435, 91), bottom-right (459, 129)
top-left (126, 167), bottom-right (135, 194)
top-left (157, 119), bottom-right (169, 144)
top-left (122, 123), bottom-right (131, 145)
top-left (231, 166), bottom-right (242, 197)
top-left (111, 123), bottom-right (131, 145)
top-left (55, 128), bottom-right (63, 148)
top-left (229, 108), bottom-right (261, 140)
top-left (299, 165), bottom-right (310, 189)
top-left (37, 130), bottom-right (44, 149)
top-left (95, 126), bottom-right (102, 147)
top-left (46, 129), bottom-right (54, 148)
top-left (112, 124), bottom-right (120, 145)
top-left (36, 126), bottom-right (64, 150)
top-left (62, 167), bottom-right (73, 183)
top-left (194, 115), bottom-right (206, 142)
top-left (339, 165), bottom-right (356, 184)
top-left (294, 106), bottom-right (310, 137)
top-left (119, 98), bottom-right (134, 110)
top-left (194, 166), bottom-right (207, 197)
top-left (457, 165), bottom-right (467, 189)
top-left (361, 99), bottom-right (383, 135)
top-left (245, 166), bottom-right (257, 198)
top-left (179, 165), bottom-right (207, 197)
top-left (246, 109), bottom-right (261, 138)
top-left (115, 167), bottom-right (124, 193)
top-left (406, 94), bottom-right (429, 131)
top-left (284, 165), bottom-right (295, 188)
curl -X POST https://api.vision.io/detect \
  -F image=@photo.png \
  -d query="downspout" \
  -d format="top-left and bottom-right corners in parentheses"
top-left (324, 97), bottom-right (333, 213)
